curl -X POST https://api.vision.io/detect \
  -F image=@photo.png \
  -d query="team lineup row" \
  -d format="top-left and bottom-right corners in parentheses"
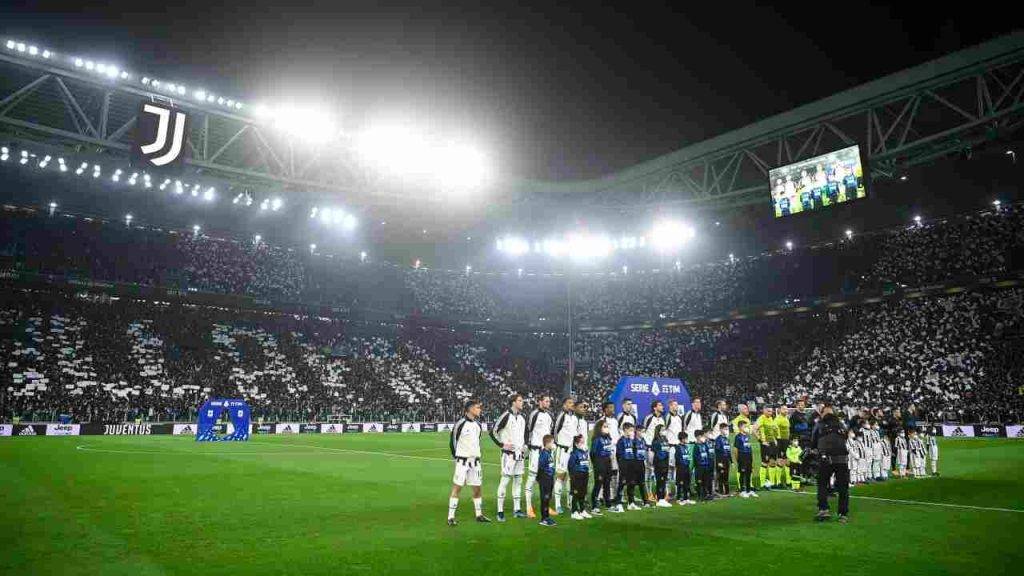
top-left (445, 394), bottom-right (942, 525)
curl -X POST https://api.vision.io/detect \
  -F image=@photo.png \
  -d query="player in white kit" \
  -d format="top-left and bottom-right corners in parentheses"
top-left (489, 393), bottom-right (528, 521)
top-left (664, 400), bottom-right (684, 498)
top-left (926, 427), bottom-right (939, 476)
top-left (448, 399), bottom-right (491, 526)
top-left (552, 397), bottom-right (580, 515)
top-left (524, 395), bottom-right (553, 518)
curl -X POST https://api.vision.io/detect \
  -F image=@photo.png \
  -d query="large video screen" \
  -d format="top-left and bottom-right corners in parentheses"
top-left (769, 144), bottom-right (866, 217)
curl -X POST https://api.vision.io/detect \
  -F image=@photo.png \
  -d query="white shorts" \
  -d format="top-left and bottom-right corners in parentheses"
top-left (555, 446), bottom-right (572, 474)
top-left (453, 458), bottom-right (483, 487)
top-left (501, 450), bottom-right (525, 476)
top-left (668, 444), bottom-right (679, 466)
top-left (528, 448), bottom-right (541, 475)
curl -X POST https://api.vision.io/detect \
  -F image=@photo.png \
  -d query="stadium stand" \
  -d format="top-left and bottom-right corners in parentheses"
top-left (2, 203), bottom-right (1023, 424)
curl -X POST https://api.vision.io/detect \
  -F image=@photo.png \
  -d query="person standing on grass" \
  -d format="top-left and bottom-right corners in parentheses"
top-left (524, 395), bottom-right (553, 518)
top-left (536, 435), bottom-right (557, 527)
top-left (595, 402), bottom-right (621, 511)
top-left (489, 393), bottom-right (527, 522)
top-left (553, 397), bottom-right (580, 515)
top-left (448, 399), bottom-right (491, 526)
top-left (733, 421), bottom-right (757, 498)
top-left (714, 422), bottom-right (732, 496)
top-left (567, 434), bottom-right (592, 520)
top-left (589, 419), bottom-right (615, 515)
top-left (811, 403), bottom-right (850, 523)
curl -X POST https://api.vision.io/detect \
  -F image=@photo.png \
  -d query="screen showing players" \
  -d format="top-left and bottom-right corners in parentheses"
top-left (768, 145), bottom-right (867, 218)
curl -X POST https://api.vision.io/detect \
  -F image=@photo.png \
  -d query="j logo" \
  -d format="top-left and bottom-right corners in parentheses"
top-left (134, 102), bottom-right (188, 168)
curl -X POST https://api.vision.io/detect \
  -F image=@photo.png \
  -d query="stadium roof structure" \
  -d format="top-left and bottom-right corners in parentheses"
top-left (1, 31), bottom-right (1023, 215)
top-left (514, 31), bottom-right (1024, 211)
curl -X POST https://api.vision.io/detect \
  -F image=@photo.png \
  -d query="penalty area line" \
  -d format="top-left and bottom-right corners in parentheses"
top-left (780, 489), bottom-right (1023, 514)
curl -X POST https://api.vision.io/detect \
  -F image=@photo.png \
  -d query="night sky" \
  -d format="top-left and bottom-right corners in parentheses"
top-left (2, 2), bottom-right (1017, 182)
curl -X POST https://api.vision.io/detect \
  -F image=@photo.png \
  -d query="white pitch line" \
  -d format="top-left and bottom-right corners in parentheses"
top-left (781, 489), bottom-right (1023, 514)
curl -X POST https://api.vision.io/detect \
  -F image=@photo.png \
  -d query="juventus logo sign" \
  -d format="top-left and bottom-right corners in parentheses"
top-left (133, 102), bottom-right (189, 168)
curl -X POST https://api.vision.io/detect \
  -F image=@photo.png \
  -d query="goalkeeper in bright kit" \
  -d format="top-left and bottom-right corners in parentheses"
top-left (754, 407), bottom-right (780, 489)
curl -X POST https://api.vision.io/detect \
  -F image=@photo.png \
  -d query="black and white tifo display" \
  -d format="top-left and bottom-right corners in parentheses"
top-left (769, 144), bottom-right (867, 218)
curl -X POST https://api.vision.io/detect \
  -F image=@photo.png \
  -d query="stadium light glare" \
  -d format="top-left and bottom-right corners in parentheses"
top-left (49, 201), bottom-right (57, 209)
top-left (496, 236), bottom-right (530, 257)
top-left (622, 265), bottom-right (628, 275)
top-left (309, 243), bottom-right (317, 253)
top-left (845, 229), bottom-right (853, 239)
top-left (4, 40), bottom-right (13, 50)
top-left (359, 251), bottom-right (367, 262)
top-left (650, 220), bottom-right (696, 252)
top-left (125, 214), bottom-right (133, 225)
top-left (203, 187), bottom-right (216, 201)
top-left (260, 199), bottom-right (269, 210)
top-left (785, 241), bottom-right (793, 250)
top-left (900, 175), bottom-right (908, 181)
top-left (192, 225), bottom-right (201, 235)
top-left (194, 90), bottom-right (206, 101)
top-left (141, 76), bottom-right (150, 84)
top-left (993, 200), bottom-right (1002, 208)
top-left (517, 268), bottom-right (523, 277)
top-left (28, 45), bottom-right (38, 56)
top-left (414, 259), bottom-right (421, 269)
top-left (914, 215), bottom-right (922, 224)
top-left (16, 43), bottom-right (26, 52)
top-left (270, 197), bottom-right (282, 211)
top-left (254, 234), bottom-right (262, 244)
top-left (465, 265), bottom-right (472, 274)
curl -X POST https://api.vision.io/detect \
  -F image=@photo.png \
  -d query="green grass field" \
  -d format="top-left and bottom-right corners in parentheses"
top-left (2, 434), bottom-right (1022, 575)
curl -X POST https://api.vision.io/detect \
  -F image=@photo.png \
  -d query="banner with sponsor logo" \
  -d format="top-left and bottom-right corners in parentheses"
top-left (300, 424), bottom-right (321, 434)
top-left (173, 424), bottom-right (198, 436)
top-left (320, 423), bottom-right (345, 434)
top-left (275, 423), bottom-right (301, 434)
top-left (13, 424), bottom-right (47, 436)
top-left (362, 422), bottom-right (384, 433)
top-left (344, 423), bottom-right (362, 433)
top-left (252, 423), bottom-right (276, 435)
top-left (45, 424), bottom-right (80, 436)
top-left (941, 425), bottom-right (976, 438)
top-left (0, 424), bottom-right (11, 437)
top-left (974, 425), bottom-right (1005, 438)
top-left (437, 423), bottom-right (454, 432)
top-left (78, 423), bottom-right (173, 435)
top-left (420, 423), bottom-right (438, 433)
top-left (383, 423), bottom-right (401, 433)
top-left (401, 423), bottom-right (421, 433)
top-left (608, 376), bottom-right (692, 421)
top-left (1007, 425), bottom-right (1024, 438)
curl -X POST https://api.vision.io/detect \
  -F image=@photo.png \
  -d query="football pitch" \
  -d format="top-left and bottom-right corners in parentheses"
top-left (1, 434), bottom-right (1022, 575)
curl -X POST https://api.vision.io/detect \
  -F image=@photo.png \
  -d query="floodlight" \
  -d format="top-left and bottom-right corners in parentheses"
top-left (650, 220), bottom-right (695, 252)
top-left (785, 241), bottom-right (793, 250)
top-left (270, 197), bottom-right (282, 211)
top-left (28, 46), bottom-right (38, 56)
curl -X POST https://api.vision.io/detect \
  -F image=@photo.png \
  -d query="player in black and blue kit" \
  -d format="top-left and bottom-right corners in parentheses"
top-left (536, 434), bottom-right (557, 526)
top-left (674, 431), bottom-right (695, 505)
top-left (589, 420), bottom-right (614, 515)
top-left (567, 435), bottom-right (591, 520)
top-left (714, 422), bottom-right (732, 497)
top-left (733, 421), bottom-right (756, 498)
top-left (651, 425), bottom-right (672, 507)
top-left (615, 422), bottom-right (638, 509)
top-left (693, 429), bottom-right (715, 501)
top-left (632, 425), bottom-right (651, 508)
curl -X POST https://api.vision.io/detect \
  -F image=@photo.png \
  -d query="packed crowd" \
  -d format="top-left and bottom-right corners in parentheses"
top-left (2, 203), bottom-right (1022, 324)
top-left (2, 284), bottom-right (1021, 423)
